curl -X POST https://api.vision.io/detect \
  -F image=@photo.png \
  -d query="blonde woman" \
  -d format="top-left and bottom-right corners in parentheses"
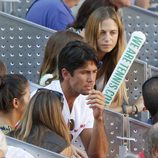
top-left (10, 89), bottom-right (73, 157)
top-left (84, 7), bottom-right (128, 112)
top-left (85, 6), bottom-right (145, 114)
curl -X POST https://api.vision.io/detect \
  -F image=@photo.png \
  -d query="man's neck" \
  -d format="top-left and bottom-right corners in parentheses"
top-left (61, 81), bottom-right (79, 112)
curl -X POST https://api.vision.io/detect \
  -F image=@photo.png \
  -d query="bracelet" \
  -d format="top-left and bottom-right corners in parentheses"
top-left (122, 104), bottom-right (127, 114)
top-left (132, 105), bottom-right (138, 114)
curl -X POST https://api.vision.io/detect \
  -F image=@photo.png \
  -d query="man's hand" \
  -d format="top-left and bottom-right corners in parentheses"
top-left (86, 89), bottom-right (105, 120)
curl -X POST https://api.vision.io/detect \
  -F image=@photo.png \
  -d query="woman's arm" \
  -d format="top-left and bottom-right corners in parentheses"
top-left (110, 0), bottom-right (131, 8)
top-left (135, 0), bottom-right (150, 9)
top-left (60, 146), bottom-right (73, 157)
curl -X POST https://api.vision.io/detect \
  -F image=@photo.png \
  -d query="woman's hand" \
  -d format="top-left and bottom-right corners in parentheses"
top-left (71, 145), bottom-right (88, 158)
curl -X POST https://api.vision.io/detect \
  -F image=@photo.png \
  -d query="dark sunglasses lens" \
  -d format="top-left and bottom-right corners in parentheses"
top-left (37, 89), bottom-right (64, 103)
top-left (54, 91), bottom-right (64, 103)
top-left (68, 119), bottom-right (75, 131)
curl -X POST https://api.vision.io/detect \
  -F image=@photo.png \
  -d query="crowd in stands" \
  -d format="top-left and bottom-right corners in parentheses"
top-left (0, 0), bottom-right (158, 157)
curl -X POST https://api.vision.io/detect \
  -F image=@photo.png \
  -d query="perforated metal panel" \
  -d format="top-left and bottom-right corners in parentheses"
top-left (128, 117), bottom-right (151, 154)
top-left (104, 109), bottom-right (124, 158)
top-left (103, 109), bottom-right (151, 157)
top-left (125, 59), bottom-right (147, 105)
top-left (12, 0), bottom-right (34, 18)
top-left (0, 11), bottom-right (55, 83)
top-left (0, 0), bottom-right (34, 17)
top-left (148, 64), bottom-right (158, 77)
top-left (122, 6), bottom-right (158, 67)
top-left (6, 136), bottom-right (67, 158)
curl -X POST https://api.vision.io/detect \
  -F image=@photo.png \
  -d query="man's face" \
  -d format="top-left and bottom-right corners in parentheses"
top-left (67, 61), bottom-right (97, 95)
top-left (97, 18), bottom-right (119, 60)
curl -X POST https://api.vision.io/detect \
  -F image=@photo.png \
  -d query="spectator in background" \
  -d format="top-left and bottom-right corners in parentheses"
top-left (144, 123), bottom-right (158, 158)
top-left (69, 0), bottom-right (131, 36)
top-left (39, 30), bottom-right (83, 86)
top-left (142, 76), bottom-right (158, 125)
top-left (11, 89), bottom-right (73, 157)
top-left (26, 0), bottom-right (80, 31)
top-left (85, 7), bottom-right (128, 112)
top-left (0, 60), bottom-right (7, 76)
top-left (84, 6), bottom-right (145, 114)
top-left (85, 7), bottom-right (144, 114)
top-left (0, 74), bottom-right (30, 134)
top-left (46, 41), bottom-right (108, 157)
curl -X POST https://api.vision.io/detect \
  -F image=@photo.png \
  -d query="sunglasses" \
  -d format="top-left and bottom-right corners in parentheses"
top-left (37, 88), bottom-right (64, 103)
top-left (68, 119), bottom-right (75, 131)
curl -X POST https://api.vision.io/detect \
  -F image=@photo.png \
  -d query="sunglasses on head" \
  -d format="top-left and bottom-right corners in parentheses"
top-left (37, 89), bottom-right (75, 130)
top-left (37, 88), bottom-right (64, 103)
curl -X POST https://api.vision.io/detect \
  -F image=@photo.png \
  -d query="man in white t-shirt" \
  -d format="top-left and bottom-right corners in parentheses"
top-left (46, 41), bottom-right (108, 157)
top-left (0, 130), bottom-right (7, 157)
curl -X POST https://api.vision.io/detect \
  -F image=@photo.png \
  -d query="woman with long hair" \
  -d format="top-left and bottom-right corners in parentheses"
top-left (39, 30), bottom-right (83, 86)
top-left (11, 89), bottom-right (73, 157)
top-left (85, 7), bottom-right (128, 112)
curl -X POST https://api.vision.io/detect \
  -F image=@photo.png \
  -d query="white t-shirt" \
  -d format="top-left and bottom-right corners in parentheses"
top-left (46, 80), bottom-right (94, 143)
top-left (0, 130), bottom-right (7, 155)
top-left (6, 146), bottom-right (34, 158)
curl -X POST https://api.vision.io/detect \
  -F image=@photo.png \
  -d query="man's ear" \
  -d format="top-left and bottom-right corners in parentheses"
top-left (12, 98), bottom-right (20, 109)
top-left (61, 68), bottom-right (70, 80)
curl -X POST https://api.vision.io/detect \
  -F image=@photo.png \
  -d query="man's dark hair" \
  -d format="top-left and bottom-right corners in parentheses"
top-left (58, 40), bottom-right (98, 81)
top-left (142, 76), bottom-right (158, 117)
